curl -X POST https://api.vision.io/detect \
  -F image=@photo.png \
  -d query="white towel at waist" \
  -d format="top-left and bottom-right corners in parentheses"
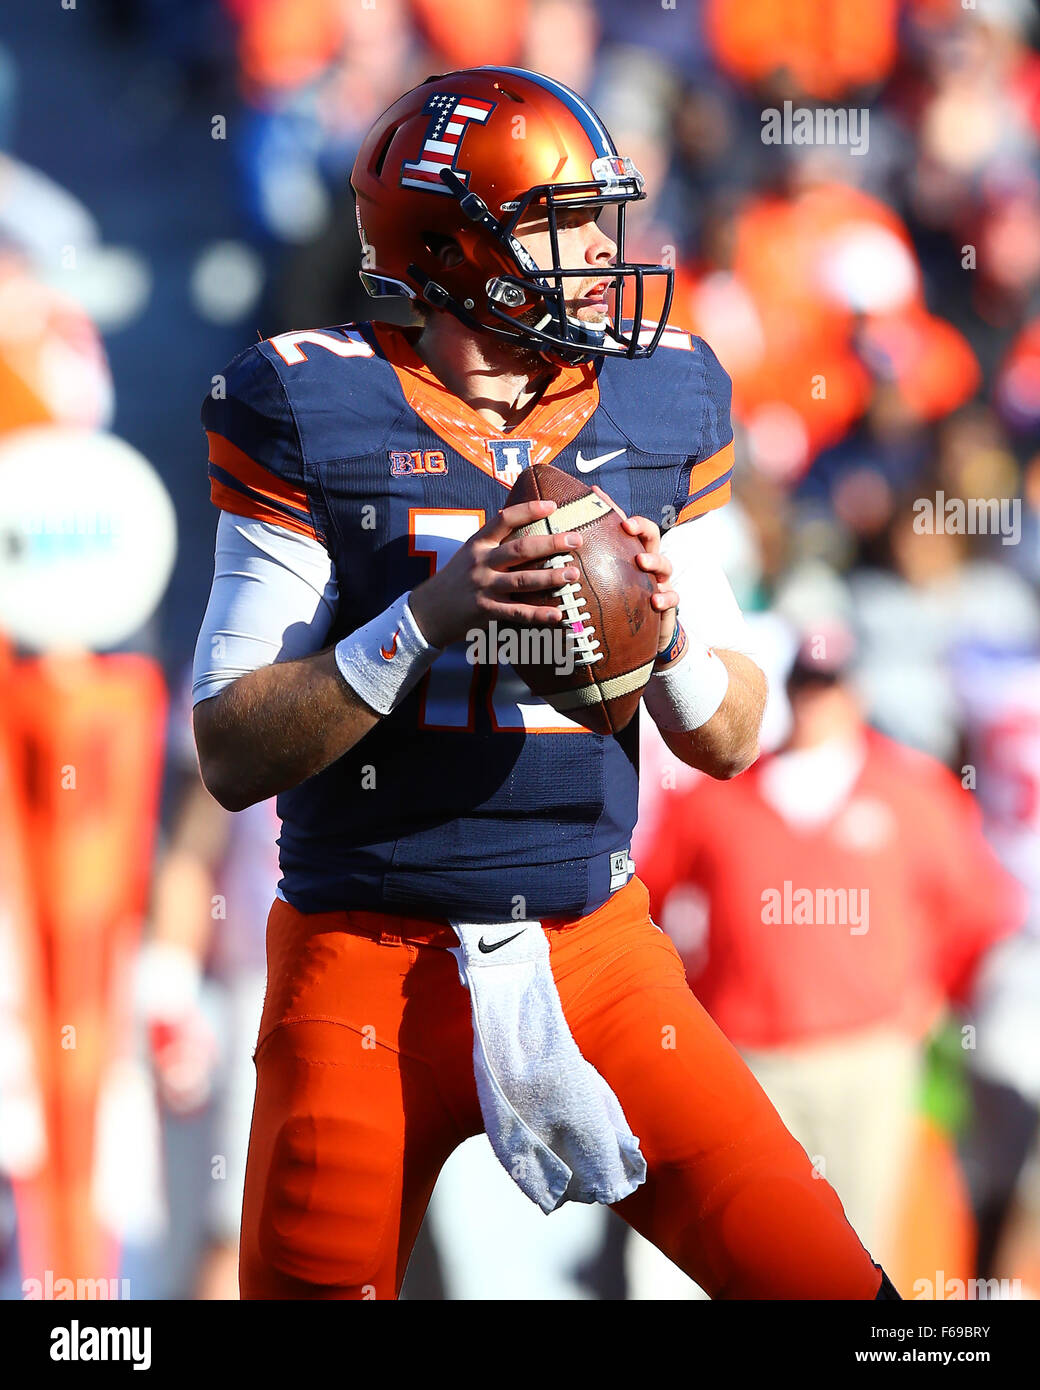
top-left (447, 917), bottom-right (646, 1215)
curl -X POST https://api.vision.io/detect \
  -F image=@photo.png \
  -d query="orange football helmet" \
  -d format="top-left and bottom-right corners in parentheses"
top-left (351, 66), bottom-right (674, 364)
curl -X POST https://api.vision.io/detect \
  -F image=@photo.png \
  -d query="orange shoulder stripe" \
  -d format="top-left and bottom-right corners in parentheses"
top-left (676, 440), bottom-right (734, 522)
top-left (209, 479), bottom-right (318, 541)
top-left (685, 440), bottom-right (734, 497)
top-left (206, 431), bottom-right (309, 514)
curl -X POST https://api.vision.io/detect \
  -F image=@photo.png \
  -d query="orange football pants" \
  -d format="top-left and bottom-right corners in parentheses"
top-left (239, 877), bottom-right (884, 1299)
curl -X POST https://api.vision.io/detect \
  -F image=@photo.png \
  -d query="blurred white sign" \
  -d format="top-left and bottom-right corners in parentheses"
top-left (0, 426), bottom-right (176, 651)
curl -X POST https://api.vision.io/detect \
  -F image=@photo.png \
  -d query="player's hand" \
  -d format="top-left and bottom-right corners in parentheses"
top-left (409, 498), bottom-right (583, 648)
top-left (590, 486), bottom-right (678, 654)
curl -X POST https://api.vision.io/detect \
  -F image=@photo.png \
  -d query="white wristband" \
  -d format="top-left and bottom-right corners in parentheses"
top-left (643, 642), bottom-right (730, 733)
top-left (335, 592), bottom-right (441, 716)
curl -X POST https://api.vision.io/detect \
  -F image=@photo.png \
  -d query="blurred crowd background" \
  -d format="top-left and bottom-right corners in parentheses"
top-left (1, 0), bottom-right (1039, 1299)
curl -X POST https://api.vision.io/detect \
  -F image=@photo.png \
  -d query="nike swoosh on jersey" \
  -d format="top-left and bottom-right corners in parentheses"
top-left (380, 629), bottom-right (400, 660)
top-left (575, 448), bottom-right (626, 472)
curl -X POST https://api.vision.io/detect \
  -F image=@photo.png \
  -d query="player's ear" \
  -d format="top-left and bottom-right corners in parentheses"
top-left (424, 232), bottom-right (464, 270)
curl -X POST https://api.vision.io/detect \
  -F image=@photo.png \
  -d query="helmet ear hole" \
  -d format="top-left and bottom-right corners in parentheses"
top-left (423, 233), bottom-right (464, 269)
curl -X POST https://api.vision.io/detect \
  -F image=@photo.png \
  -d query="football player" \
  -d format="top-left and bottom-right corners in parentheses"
top-left (192, 66), bottom-right (900, 1300)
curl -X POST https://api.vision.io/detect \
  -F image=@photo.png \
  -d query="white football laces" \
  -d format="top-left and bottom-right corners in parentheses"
top-left (545, 552), bottom-right (603, 667)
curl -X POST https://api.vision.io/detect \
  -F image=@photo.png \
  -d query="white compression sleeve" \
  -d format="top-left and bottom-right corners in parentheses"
top-left (642, 516), bottom-right (761, 733)
top-left (192, 513), bottom-right (338, 705)
top-left (658, 515), bottom-right (759, 659)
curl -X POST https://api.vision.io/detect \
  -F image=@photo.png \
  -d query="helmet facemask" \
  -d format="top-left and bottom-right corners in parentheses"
top-left (402, 157), bottom-right (675, 366)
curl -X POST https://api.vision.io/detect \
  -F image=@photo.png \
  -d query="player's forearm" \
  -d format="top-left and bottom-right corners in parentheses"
top-left (193, 648), bottom-right (381, 812)
top-left (657, 650), bottom-right (766, 779)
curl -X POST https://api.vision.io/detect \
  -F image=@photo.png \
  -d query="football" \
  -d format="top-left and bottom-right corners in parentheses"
top-left (502, 462), bottom-right (661, 735)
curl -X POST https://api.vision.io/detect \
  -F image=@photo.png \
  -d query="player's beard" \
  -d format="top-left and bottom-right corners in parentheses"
top-left (500, 307), bottom-right (550, 372)
top-left (506, 281), bottom-right (611, 366)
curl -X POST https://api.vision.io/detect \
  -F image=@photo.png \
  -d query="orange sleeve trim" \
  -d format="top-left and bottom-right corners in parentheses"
top-left (685, 440), bottom-right (734, 497)
top-left (209, 478), bottom-right (318, 541)
top-left (677, 478), bottom-right (732, 523)
top-left (206, 430), bottom-right (309, 513)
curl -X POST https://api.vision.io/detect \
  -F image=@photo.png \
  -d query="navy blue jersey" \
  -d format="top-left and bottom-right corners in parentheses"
top-left (201, 321), bottom-right (733, 921)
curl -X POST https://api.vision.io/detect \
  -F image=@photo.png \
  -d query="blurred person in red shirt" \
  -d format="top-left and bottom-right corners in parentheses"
top-left (637, 625), bottom-right (1023, 1276)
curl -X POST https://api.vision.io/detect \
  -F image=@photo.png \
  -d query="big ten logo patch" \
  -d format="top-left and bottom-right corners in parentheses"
top-left (389, 449), bottom-right (448, 476)
top-left (486, 438), bottom-right (533, 486)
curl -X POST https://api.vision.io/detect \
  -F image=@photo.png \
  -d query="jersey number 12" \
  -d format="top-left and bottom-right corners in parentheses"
top-left (409, 509), bottom-right (583, 735)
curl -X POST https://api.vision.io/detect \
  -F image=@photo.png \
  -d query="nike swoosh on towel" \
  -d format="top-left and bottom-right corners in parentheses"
top-left (477, 929), bottom-right (527, 954)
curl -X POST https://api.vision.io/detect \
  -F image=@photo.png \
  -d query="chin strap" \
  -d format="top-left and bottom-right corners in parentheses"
top-left (405, 260), bottom-right (599, 367)
top-left (532, 310), bottom-right (606, 356)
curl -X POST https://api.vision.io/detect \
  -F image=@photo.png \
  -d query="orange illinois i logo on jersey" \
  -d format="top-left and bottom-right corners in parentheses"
top-left (486, 438), bottom-right (532, 486)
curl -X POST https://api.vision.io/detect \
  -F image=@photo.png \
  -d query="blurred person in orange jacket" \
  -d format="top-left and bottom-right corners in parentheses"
top-left (666, 166), bottom-right (980, 482)
top-left (705, 0), bottom-right (900, 102)
top-left (138, 679), bottom-right (277, 1299)
top-left (636, 624), bottom-right (1024, 1281)
top-left (0, 252), bottom-right (113, 434)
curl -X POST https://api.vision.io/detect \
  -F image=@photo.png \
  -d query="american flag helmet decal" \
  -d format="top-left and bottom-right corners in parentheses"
top-left (400, 92), bottom-right (497, 194)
